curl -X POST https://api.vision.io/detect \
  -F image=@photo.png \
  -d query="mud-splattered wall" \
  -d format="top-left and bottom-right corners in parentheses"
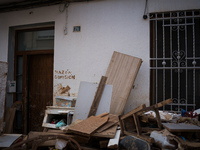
top-left (0, 0), bottom-right (199, 111)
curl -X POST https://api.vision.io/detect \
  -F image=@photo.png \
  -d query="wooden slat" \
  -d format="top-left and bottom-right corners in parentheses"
top-left (68, 116), bottom-right (108, 136)
top-left (121, 104), bottom-right (146, 120)
top-left (88, 76), bottom-right (107, 118)
top-left (133, 114), bottom-right (141, 135)
top-left (106, 51), bottom-right (142, 115)
top-left (63, 119), bottom-right (83, 133)
top-left (155, 98), bottom-right (172, 108)
top-left (92, 125), bottom-right (118, 138)
top-left (96, 114), bottom-right (118, 133)
top-left (154, 108), bottom-right (162, 129)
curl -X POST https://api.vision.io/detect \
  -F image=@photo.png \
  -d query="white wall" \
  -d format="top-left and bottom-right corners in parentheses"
top-left (0, 0), bottom-right (199, 113)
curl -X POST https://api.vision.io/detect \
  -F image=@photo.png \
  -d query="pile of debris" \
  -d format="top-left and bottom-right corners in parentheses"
top-left (1, 51), bottom-right (200, 150)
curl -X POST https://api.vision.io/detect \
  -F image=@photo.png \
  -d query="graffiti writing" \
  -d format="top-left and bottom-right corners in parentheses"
top-left (54, 69), bottom-right (75, 79)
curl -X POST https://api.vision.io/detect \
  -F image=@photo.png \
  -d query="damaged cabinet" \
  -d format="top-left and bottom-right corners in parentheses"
top-left (42, 106), bottom-right (74, 129)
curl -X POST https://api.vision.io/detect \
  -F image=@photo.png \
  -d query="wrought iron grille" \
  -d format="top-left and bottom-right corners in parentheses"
top-left (150, 10), bottom-right (200, 112)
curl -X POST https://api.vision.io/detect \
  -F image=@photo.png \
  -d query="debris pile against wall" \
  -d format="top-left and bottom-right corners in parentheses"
top-left (1, 52), bottom-right (200, 150)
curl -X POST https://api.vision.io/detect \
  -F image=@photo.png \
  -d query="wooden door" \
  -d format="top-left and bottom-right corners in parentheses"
top-left (28, 54), bottom-right (53, 131)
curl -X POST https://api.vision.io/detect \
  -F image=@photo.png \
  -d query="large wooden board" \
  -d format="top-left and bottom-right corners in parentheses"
top-left (68, 116), bottom-right (108, 136)
top-left (162, 123), bottom-right (200, 132)
top-left (72, 81), bottom-right (112, 122)
top-left (0, 61), bottom-right (8, 133)
top-left (106, 51), bottom-right (142, 115)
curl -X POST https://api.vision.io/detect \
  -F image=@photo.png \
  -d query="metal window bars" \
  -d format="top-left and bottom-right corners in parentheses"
top-left (150, 10), bottom-right (200, 112)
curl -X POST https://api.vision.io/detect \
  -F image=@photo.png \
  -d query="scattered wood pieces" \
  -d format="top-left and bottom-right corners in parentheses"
top-left (68, 116), bottom-right (109, 136)
top-left (96, 114), bottom-right (119, 133)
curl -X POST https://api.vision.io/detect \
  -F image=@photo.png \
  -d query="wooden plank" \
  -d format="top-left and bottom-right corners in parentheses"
top-left (88, 76), bottom-right (107, 118)
top-left (4, 108), bottom-right (16, 133)
top-left (106, 51), bottom-right (142, 115)
top-left (162, 123), bottom-right (200, 132)
top-left (154, 108), bottom-right (162, 130)
top-left (96, 112), bottom-right (109, 118)
top-left (133, 114), bottom-right (141, 135)
top-left (92, 125), bottom-right (118, 138)
top-left (0, 61), bottom-right (8, 133)
top-left (72, 81), bottom-right (112, 122)
top-left (96, 114), bottom-right (119, 133)
top-left (155, 98), bottom-right (172, 108)
top-left (121, 104), bottom-right (146, 120)
top-left (68, 116), bottom-right (108, 136)
top-left (63, 119), bottom-right (83, 133)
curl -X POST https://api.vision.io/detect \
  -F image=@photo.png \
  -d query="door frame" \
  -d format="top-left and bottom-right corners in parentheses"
top-left (14, 27), bottom-right (54, 134)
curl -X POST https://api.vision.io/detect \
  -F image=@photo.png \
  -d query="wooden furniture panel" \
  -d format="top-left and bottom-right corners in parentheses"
top-left (106, 51), bottom-right (142, 115)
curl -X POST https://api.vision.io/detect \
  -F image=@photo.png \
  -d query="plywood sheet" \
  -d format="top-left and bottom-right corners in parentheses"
top-left (72, 81), bottom-right (112, 122)
top-left (68, 116), bottom-right (108, 135)
top-left (0, 61), bottom-right (8, 133)
top-left (106, 51), bottom-right (142, 115)
top-left (162, 123), bottom-right (200, 132)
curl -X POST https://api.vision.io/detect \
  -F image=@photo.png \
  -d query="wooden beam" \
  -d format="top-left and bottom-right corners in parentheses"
top-left (88, 76), bottom-right (107, 118)
top-left (121, 104), bottom-right (146, 120)
top-left (133, 114), bottom-right (141, 136)
top-left (155, 98), bottom-right (172, 108)
top-left (154, 108), bottom-right (162, 130)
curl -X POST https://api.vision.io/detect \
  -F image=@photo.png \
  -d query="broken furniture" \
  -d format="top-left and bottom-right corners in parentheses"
top-left (42, 106), bottom-right (74, 129)
top-left (119, 98), bottom-right (172, 143)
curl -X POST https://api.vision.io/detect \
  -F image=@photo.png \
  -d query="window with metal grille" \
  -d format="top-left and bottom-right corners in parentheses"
top-left (150, 10), bottom-right (200, 112)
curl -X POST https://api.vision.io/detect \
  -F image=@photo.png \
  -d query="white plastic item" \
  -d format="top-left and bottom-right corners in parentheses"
top-left (150, 130), bottom-right (175, 149)
top-left (55, 139), bottom-right (68, 149)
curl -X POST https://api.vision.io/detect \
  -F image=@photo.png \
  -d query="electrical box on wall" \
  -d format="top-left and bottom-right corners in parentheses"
top-left (7, 81), bottom-right (16, 93)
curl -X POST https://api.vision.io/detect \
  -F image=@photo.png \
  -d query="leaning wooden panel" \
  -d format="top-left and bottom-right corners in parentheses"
top-left (106, 51), bottom-right (142, 115)
top-left (0, 61), bottom-right (8, 133)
